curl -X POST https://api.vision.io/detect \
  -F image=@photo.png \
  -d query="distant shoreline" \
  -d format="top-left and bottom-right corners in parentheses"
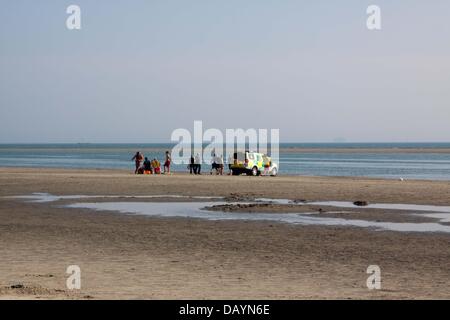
top-left (2, 146), bottom-right (450, 154)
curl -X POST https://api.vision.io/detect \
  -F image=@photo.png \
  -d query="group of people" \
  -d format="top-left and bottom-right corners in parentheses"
top-left (133, 151), bottom-right (252, 176)
top-left (189, 154), bottom-right (227, 175)
top-left (189, 154), bottom-right (202, 175)
top-left (132, 151), bottom-right (171, 175)
top-left (210, 154), bottom-right (225, 175)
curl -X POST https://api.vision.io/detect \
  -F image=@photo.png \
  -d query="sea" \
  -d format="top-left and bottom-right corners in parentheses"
top-left (1, 143), bottom-right (450, 181)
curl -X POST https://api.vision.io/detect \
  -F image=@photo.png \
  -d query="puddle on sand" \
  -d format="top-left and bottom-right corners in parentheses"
top-left (7, 193), bottom-right (450, 234)
top-left (255, 198), bottom-right (450, 224)
top-left (255, 198), bottom-right (450, 213)
top-left (307, 201), bottom-right (450, 225)
top-left (65, 201), bottom-right (450, 234)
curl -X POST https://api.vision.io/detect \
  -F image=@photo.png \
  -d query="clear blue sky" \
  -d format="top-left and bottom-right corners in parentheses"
top-left (1, 0), bottom-right (449, 143)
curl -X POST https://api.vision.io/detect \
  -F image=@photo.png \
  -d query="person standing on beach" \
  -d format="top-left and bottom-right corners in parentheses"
top-left (217, 154), bottom-right (224, 175)
top-left (164, 151), bottom-right (171, 174)
top-left (189, 155), bottom-right (195, 174)
top-left (210, 154), bottom-right (217, 175)
top-left (227, 154), bottom-right (233, 175)
top-left (262, 155), bottom-right (271, 176)
top-left (131, 151), bottom-right (144, 174)
top-left (194, 153), bottom-right (201, 175)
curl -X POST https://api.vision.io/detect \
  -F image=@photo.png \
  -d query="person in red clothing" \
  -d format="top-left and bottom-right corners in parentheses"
top-left (152, 158), bottom-right (161, 174)
top-left (131, 151), bottom-right (144, 174)
top-left (164, 151), bottom-right (171, 174)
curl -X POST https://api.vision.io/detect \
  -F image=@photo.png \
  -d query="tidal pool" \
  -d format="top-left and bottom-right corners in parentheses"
top-left (6, 193), bottom-right (450, 234)
top-left (65, 201), bottom-right (450, 234)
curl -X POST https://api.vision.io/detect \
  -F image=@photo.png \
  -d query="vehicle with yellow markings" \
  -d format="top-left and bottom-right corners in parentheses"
top-left (230, 151), bottom-right (278, 176)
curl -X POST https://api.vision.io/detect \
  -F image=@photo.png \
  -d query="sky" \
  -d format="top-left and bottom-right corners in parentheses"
top-left (1, 0), bottom-right (450, 143)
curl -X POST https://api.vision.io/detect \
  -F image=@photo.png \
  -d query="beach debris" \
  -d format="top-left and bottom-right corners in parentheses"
top-left (353, 201), bottom-right (369, 207)
top-left (25, 273), bottom-right (54, 278)
top-left (205, 203), bottom-right (271, 212)
top-left (0, 283), bottom-right (75, 298)
top-left (224, 193), bottom-right (255, 202)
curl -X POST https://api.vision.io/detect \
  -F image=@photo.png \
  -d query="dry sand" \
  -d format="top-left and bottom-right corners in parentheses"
top-left (0, 167), bottom-right (449, 299)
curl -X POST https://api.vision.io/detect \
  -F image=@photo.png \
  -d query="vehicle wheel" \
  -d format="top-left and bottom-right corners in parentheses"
top-left (251, 166), bottom-right (259, 176)
top-left (270, 167), bottom-right (278, 176)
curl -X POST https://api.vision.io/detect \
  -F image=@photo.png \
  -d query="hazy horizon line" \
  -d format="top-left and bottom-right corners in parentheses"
top-left (1, 141), bottom-right (450, 145)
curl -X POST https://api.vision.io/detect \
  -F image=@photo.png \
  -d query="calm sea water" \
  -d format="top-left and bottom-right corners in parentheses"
top-left (1, 143), bottom-right (450, 180)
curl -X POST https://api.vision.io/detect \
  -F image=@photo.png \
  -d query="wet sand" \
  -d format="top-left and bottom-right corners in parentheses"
top-left (0, 167), bottom-right (449, 299)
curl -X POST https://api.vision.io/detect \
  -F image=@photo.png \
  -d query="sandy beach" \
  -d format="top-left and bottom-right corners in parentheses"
top-left (0, 167), bottom-right (449, 299)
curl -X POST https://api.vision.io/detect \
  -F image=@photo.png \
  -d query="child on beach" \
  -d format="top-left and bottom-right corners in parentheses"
top-left (152, 158), bottom-right (161, 174)
top-left (143, 157), bottom-right (152, 174)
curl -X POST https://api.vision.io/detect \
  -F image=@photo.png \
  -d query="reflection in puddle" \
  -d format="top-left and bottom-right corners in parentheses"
top-left (65, 201), bottom-right (450, 234)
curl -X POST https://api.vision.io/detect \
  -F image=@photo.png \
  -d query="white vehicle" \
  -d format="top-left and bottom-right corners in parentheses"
top-left (230, 151), bottom-right (278, 176)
